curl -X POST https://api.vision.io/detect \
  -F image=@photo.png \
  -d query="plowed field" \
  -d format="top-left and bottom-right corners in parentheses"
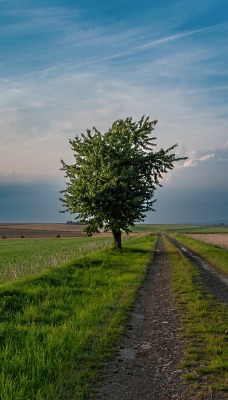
top-left (0, 224), bottom-right (148, 239)
top-left (186, 234), bottom-right (228, 250)
top-left (0, 223), bottom-right (86, 238)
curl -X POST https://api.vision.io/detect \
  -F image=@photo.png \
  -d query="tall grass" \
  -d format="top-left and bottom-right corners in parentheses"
top-left (0, 237), bottom-right (112, 284)
top-left (172, 234), bottom-right (228, 274)
top-left (0, 235), bottom-right (156, 400)
top-left (164, 238), bottom-right (228, 398)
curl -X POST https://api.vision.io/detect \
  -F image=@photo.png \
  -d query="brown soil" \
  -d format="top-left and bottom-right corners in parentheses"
top-left (89, 236), bottom-right (195, 400)
top-left (0, 224), bottom-right (148, 239)
top-left (185, 234), bottom-right (228, 249)
top-left (0, 223), bottom-right (87, 238)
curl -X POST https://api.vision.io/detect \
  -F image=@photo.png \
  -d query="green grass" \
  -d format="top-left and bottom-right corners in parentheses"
top-left (0, 235), bottom-right (156, 400)
top-left (0, 237), bottom-right (113, 284)
top-left (172, 234), bottom-right (228, 275)
top-left (131, 224), bottom-right (228, 234)
top-left (164, 238), bottom-right (228, 398)
top-left (131, 224), bottom-right (196, 233)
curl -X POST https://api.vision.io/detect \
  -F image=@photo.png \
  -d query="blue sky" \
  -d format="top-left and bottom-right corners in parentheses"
top-left (0, 0), bottom-right (227, 223)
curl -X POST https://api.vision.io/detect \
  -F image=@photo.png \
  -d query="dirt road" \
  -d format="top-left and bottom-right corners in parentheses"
top-left (89, 236), bottom-right (193, 399)
top-left (89, 235), bottom-right (227, 400)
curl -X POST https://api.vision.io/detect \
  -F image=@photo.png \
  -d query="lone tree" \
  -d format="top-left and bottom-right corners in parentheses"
top-left (60, 116), bottom-right (186, 250)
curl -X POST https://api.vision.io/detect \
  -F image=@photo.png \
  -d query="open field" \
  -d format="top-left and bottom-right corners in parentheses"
top-left (0, 223), bottom-right (87, 238)
top-left (1, 223), bottom-right (228, 239)
top-left (185, 233), bottom-right (228, 249)
top-left (0, 223), bottom-right (150, 239)
top-left (0, 237), bottom-right (114, 284)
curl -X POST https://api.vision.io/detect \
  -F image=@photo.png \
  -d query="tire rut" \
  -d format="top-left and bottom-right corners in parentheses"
top-left (166, 235), bottom-right (228, 305)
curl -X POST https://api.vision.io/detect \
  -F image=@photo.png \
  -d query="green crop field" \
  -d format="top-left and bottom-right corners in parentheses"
top-left (131, 224), bottom-right (193, 232)
top-left (132, 224), bottom-right (228, 234)
top-left (0, 237), bottom-right (112, 284)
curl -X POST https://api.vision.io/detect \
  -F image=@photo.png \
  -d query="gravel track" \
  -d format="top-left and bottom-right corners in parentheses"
top-left (89, 236), bottom-right (193, 400)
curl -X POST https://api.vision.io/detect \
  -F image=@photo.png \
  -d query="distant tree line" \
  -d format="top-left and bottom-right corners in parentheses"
top-left (66, 220), bottom-right (83, 225)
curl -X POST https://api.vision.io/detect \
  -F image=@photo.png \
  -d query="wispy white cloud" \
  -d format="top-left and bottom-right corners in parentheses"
top-left (9, 22), bottom-right (227, 81)
top-left (199, 153), bottom-right (215, 161)
top-left (182, 159), bottom-right (198, 168)
top-left (181, 151), bottom-right (217, 168)
top-left (0, 5), bottom-right (80, 36)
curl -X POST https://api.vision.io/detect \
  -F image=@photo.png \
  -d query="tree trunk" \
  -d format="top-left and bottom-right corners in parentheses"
top-left (112, 230), bottom-right (122, 250)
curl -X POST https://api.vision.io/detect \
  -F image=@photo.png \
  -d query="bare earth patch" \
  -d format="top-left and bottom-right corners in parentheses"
top-left (185, 234), bottom-right (228, 250)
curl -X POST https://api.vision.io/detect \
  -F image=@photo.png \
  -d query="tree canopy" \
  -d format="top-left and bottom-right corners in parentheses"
top-left (60, 116), bottom-right (186, 249)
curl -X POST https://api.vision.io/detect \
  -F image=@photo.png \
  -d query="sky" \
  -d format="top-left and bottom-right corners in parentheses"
top-left (0, 0), bottom-right (227, 224)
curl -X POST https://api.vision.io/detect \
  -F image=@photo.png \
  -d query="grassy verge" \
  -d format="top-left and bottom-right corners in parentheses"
top-left (0, 237), bottom-right (113, 284)
top-left (164, 238), bottom-right (228, 398)
top-left (0, 235), bottom-right (155, 400)
top-left (172, 234), bottom-right (228, 275)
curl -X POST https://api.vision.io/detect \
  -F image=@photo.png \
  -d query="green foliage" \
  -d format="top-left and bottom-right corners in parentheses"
top-left (60, 116), bottom-right (185, 246)
top-left (0, 235), bottom-right (155, 399)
